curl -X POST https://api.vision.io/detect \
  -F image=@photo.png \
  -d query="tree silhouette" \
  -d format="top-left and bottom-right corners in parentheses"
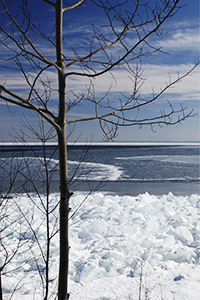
top-left (0, 0), bottom-right (198, 298)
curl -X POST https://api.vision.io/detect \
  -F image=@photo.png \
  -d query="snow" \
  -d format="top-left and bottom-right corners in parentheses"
top-left (68, 160), bottom-right (123, 181)
top-left (1, 191), bottom-right (200, 299)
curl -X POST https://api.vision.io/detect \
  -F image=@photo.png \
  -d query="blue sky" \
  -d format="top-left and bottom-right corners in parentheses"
top-left (0, 0), bottom-right (199, 142)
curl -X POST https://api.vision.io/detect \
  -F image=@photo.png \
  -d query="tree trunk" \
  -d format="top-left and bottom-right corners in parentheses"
top-left (57, 69), bottom-right (70, 300)
top-left (56, 1), bottom-right (70, 299)
top-left (0, 270), bottom-right (3, 300)
top-left (58, 129), bottom-right (70, 300)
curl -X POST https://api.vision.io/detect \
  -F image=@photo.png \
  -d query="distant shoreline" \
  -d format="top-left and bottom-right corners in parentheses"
top-left (1, 141), bottom-right (200, 147)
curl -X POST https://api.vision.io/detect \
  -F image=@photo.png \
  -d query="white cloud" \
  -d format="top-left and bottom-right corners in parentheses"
top-left (156, 28), bottom-right (199, 52)
top-left (141, 63), bottom-right (199, 98)
top-left (1, 60), bottom-right (199, 109)
top-left (66, 63), bottom-right (199, 101)
top-left (67, 112), bottom-right (94, 119)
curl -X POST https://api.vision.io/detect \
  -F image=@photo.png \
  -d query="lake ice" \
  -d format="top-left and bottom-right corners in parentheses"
top-left (1, 191), bottom-right (200, 300)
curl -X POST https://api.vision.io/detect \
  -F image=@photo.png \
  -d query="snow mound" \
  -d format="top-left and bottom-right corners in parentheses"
top-left (1, 192), bottom-right (200, 300)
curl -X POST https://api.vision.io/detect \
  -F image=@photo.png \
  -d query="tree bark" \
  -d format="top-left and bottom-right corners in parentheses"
top-left (58, 130), bottom-right (70, 300)
top-left (56, 1), bottom-right (70, 299)
top-left (0, 270), bottom-right (2, 300)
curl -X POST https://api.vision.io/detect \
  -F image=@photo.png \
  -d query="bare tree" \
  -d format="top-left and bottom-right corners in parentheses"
top-left (0, 116), bottom-right (101, 299)
top-left (0, 0), bottom-right (198, 299)
top-left (0, 151), bottom-right (32, 300)
top-left (0, 121), bottom-right (59, 299)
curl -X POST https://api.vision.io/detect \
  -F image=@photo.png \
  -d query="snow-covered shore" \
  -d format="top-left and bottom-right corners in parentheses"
top-left (1, 191), bottom-right (200, 299)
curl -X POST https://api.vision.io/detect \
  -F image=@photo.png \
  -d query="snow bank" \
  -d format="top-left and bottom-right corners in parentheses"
top-left (1, 192), bottom-right (200, 299)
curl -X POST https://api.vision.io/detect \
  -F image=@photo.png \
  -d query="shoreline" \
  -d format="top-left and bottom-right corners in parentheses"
top-left (4, 180), bottom-right (199, 197)
top-left (70, 180), bottom-right (200, 196)
top-left (1, 141), bottom-right (200, 147)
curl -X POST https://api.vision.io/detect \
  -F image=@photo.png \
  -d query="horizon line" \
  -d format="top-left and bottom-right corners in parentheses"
top-left (0, 141), bottom-right (199, 146)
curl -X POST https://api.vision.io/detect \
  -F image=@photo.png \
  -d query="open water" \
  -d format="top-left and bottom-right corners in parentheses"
top-left (0, 143), bottom-right (199, 195)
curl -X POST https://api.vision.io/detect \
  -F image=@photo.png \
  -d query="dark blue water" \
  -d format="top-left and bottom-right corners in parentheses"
top-left (68, 144), bottom-right (199, 182)
top-left (0, 144), bottom-right (199, 195)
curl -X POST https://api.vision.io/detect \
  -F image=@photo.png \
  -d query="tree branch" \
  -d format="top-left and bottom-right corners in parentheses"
top-left (63, 0), bottom-right (85, 12)
top-left (0, 85), bottom-right (60, 130)
top-left (0, 0), bottom-right (60, 71)
top-left (41, 0), bottom-right (56, 8)
top-left (66, 62), bottom-right (199, 131)
top-left (64, 0), bottom-right (180, 77)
